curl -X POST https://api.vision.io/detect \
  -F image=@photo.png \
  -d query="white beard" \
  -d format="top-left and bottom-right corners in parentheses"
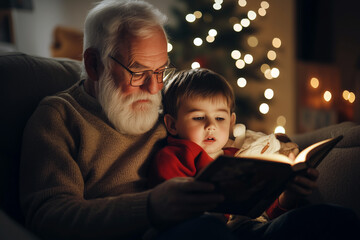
top-left (97, 72), bottom-right (161, 135)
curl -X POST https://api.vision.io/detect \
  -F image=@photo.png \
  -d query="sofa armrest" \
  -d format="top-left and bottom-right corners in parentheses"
top-left (291, 122), bottom-right (360, 217)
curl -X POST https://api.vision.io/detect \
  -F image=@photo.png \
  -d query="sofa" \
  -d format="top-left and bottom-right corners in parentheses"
top-left (0, 52), bottom-right (359, 238)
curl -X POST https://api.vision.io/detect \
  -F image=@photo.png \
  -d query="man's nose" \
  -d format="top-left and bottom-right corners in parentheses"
top-left (141, 74), bottom-right (162, 94)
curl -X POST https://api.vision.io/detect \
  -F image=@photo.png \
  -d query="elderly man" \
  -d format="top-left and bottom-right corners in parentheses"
top-left (20, 1), bottom-right (358, 240)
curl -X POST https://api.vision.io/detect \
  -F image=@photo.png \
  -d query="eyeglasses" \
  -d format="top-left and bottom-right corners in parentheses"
top-left (108, 55), bottom-right (176, 87)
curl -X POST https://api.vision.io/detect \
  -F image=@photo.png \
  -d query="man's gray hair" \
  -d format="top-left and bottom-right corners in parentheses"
top-left (81, 0), bottom-right (168, 79)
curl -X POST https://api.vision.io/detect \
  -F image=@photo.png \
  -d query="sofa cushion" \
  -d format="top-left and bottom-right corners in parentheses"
top-left (0, 52), bottom-right (81, 223)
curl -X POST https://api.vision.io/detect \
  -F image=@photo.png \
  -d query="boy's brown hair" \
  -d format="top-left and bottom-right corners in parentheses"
top-left (162, 68), bottom-right (235, 118)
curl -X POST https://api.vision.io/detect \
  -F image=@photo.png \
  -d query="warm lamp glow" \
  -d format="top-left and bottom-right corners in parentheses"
top-left (323, 91), bottom-right (332, 102)
top-left (349, 92), bottom-right (356, 103)
top-left (310, 77), bottom-right (319, 88)
top-left (343, 90), bottom-right (350, 100)
top-left (194, 11), bottom-right (202, 18)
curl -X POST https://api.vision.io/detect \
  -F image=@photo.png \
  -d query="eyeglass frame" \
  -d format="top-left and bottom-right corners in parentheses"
top-left (108, 55), bottom-right (176, 87)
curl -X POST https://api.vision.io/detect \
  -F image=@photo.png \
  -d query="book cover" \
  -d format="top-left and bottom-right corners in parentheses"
top-left (195, 135), bottom-right (343, 217)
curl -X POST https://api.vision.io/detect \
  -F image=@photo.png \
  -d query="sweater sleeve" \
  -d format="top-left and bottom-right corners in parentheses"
top-left (20, 102), bottom-right (151, 240)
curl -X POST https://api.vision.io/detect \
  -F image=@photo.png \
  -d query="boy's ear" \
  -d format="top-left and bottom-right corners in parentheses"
top-left (230, 112), bottom-right (236, 127)
top-left (163, 114), bottom-right (178, 136)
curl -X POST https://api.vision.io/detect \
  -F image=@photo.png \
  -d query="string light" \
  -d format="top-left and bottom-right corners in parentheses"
top-left (193, 37), bottom-right (203, 46)
top-left (186, 14), bottom-right (196, 22)
top-left (277, 115), bottom-right (286, 126)
top-left (248, 11), bottom-right (257, 20)
top-left (240, 18), bottom-right (250, 27)
top-left (231, 50), bottom-right (241, 59)
top-left (260, 1), bottom-right (270, 9)
top-left (260, 63), bottom-right (270, 73)
top-left (167, 43), bottom-right (173, 52)
top-left (259, 103), bottom-right (269, 114)
top-left (310, 77), bottom-right (319, 88)
top-left (349, 92), bottom-right (356, 103)
top-left (191, 62), bottom-right (200, 69)
top-left (323, 91), bottom-right (332, 102)
top-left (267, 50), bottom-right (276, 60)
top-left (274, 126), bottom-right (285, 134)
top-left (237, 77), bottom-right (247, 88)
top-left (238, 0), bottom-right (247, 7)
top-left (258, 8), bottom-right (266, 16)
top-left (270, 68), bottom-right (280, 78)
top-left (264, 69), bottom-right (272, 79)
top-left (247, 36), bottom-right (258, 47)
top-left (244, 54), bottom-right (253, 64)
top-left (213, 3), bottom-right (222, 10)
top-left (194, 11), bottom-right (202, 18)
top-left (233, 23), bottom-right (243, 32)
top-left (235, 59), bottom-right (245, 69)
top-left (272, 38), bottom-right (281, 48)
top-left (206, 36), bottom-right (215, 43)
top-left (264, 88), bottom-right (274, 99)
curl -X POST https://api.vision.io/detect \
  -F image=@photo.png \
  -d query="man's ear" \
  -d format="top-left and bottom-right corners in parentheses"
top-left (163, 114), bottom-right (178, 136)
top-left (84, 48), bottom-right (102, 82)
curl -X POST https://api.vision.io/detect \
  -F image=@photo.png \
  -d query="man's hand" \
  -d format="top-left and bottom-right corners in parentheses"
top-left (279, 167), bottom-right (319, 209)
top-left (148, 177), bottom-right (224, 228)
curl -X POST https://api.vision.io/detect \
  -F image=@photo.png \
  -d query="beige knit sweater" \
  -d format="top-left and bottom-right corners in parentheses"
top-left (19, 81), bottom-right (167, 240)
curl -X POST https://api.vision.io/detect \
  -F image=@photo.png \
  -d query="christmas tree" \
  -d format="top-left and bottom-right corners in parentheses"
top-left (166, 0), bottom-right (279, 125)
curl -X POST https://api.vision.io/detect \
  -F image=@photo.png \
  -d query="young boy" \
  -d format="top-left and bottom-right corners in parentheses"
top-left (148, 68), bottom-right (318, 221)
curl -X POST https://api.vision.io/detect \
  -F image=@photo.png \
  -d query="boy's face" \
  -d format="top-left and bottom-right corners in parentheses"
top-left (167, 95), bottom-right (235, 156)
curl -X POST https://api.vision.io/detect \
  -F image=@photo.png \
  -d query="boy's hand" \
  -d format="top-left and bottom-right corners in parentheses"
top-left (278, 167), bottom-right (319, 209)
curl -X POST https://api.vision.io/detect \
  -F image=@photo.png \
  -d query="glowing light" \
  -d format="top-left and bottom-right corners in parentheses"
top-left (274, 126), bottom-right (285, 134)
top-left (261, 1), bottom-right (270, 9)
top-left (267, 50), bottom-right (277, 60)
top-left (247, 36), bottom-right (258, 47)
top-left (244, 54), bottom-right (253, 64)
top-left (238, 0), bottom-right (247, 7)
top-left (208, 29), bottom-right (217, 37)
top-left (240, 18), bottom-right (250, 27)
top-left (167, 43), bottom-right (173, 52)
top-left (213, 3), bottom-right (222, 10)
top-left (264, 69), bottom-right (273, 79)
top-left (186, 14), bottom-right (196, 22)
top-left (264, 88), bottom-right (274, 99)
top-left (271, 68), bottom-right (280, 78)
top-left (323, 91), bottom-right (332, 102)
top-left (235, 59), bottom-right (245, 69)
top-left (349, 92), bottom-right (356, 103)
top-left (277, 115), bottom-right (286, 126)
top-left (215, 0), bottom-right (223, 4)
top-left (237, 77), bottom-right (247, 88)
top-left (231, 50), bottom-right (241, 59)
top-left (191, 62), bottom-right (200, 69)
top-left (261, 64), bottom-right (270, 73)
top-left (233, 124), bottom-right (246, 137)
top-left (343, 90), bottom-right (350, 100)
top-left (259, 103), bottom-right (269, 114)
top-left (233, 23), bottom-right (243, 32)
top-left (193, 37), bottom-right (203, 46)
top-left (310, 77), bottom-right (319, 88)
top-left (248, 10), bottom-right (257, 20)
top-left (206, 36), bottom-right (215, 43)
top-left (272, 38), bottom-right (281, 48)
top-left (194, 11), bottom-right (202, 18)
top-left (258, 8), bottom-right (266, 16)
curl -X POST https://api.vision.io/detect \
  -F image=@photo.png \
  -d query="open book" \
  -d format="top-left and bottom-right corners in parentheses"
top-left (195, 135), bottom-right (343, 217)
